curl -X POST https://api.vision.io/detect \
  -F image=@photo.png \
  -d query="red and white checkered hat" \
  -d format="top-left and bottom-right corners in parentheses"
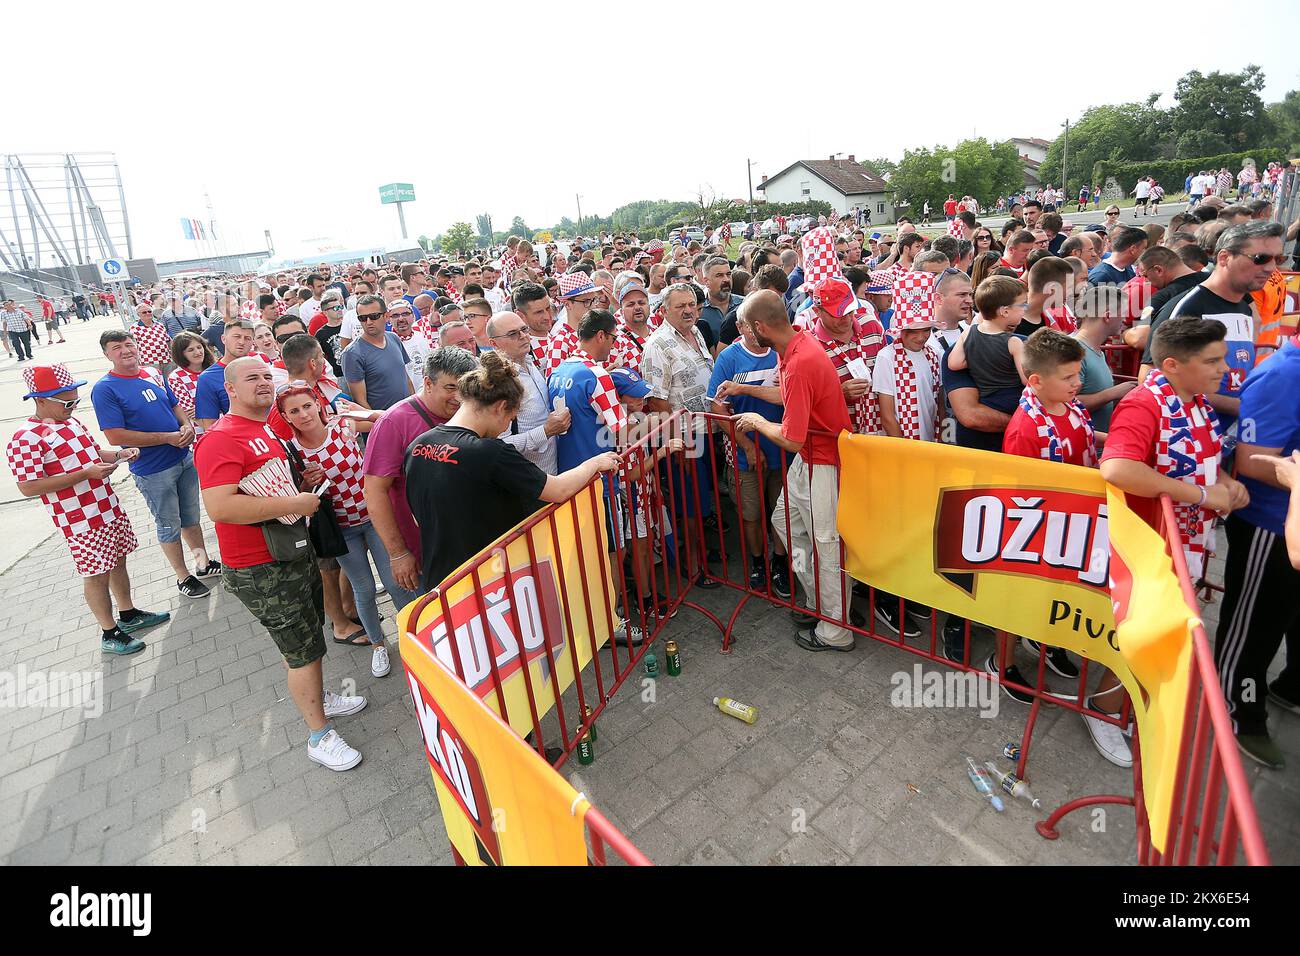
top-left (22, 363), bottom-right (86, 400)
top-left (645, 239), bottom-right (664, 252)
top-left (800, 226), bottom-right (842, 289)
top-left (890, 270), bottom-right (939, 332)
top-left (556, 272), bottom-right (598, 299)
top-left (865, 270), bottom-right (894, 295)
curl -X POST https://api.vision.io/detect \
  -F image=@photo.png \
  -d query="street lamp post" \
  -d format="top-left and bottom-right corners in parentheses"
top-left (575, 194), bottom-right (583, 236)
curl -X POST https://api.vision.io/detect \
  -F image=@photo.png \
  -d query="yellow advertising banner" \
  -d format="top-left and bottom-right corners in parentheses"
top-left (837, 434), bottom-right (1197, 852)
top-left (399, 629), bottom-right (592, 865)
top-left (396, 482), bottom-right (615, 738)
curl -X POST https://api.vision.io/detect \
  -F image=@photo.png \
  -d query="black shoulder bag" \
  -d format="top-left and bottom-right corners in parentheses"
top-left (271, 435), bottom-right (349, 560)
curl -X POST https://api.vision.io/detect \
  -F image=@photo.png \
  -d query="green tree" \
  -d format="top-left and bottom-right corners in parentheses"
top-left (1268, 89), bottom-right (1300, 154)
top-left (859, 156), bottom-right (897, 179)
top-left (952, 138), bottom-right (1023, 206)
top-left (475, 213), bottom-right (493, 239)
top-left (889, 147), bottom-right (948, 217)
top-left (889, 140), bottom-right (1022, 215)
top-left (508, 216), bottom-right (530, 238)
top-left (1169, 66), bottom-right (1273, 157)
top-left (443, 222), bottom-right (476, 257)
top-left (1039, 102), bottom-right (1164, 195)
top-left (417, 235), bottom-right (431, 252)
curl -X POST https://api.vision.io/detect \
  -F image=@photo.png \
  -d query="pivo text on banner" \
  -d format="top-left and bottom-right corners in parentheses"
top-left (836, 434), bottom-right (1196, 852)
top-left (396, 483), bottom-right (615, 737)
top-left (399, 631), bottom-right (592, 865)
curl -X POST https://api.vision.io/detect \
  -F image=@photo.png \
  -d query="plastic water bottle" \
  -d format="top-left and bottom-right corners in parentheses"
top-left (714, 696), bottom-right (758, 724)
top-left (984, 762), bottom-right (1042, 809)
top-left (965, 757), bottom-right (1005, 812)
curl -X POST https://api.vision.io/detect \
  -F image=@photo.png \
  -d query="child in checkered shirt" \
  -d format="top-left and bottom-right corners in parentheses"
top-left (1001, 328), bottom-right (1139, 768)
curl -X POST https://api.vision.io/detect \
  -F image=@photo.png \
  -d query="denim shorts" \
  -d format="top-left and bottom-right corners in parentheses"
top-left (133, 453), bottom-right (201, 543)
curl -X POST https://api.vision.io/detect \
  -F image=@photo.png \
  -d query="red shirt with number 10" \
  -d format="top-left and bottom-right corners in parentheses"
top-left (195, 413), bottom-right (289, 568)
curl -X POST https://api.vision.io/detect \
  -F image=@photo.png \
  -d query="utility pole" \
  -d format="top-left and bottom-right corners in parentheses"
top-left (747, 158), bottom-right (756, 208)
top-left (575, 194), bottom-right (583, 235)
top-left (1061, 119), bottom-right (1070, 198)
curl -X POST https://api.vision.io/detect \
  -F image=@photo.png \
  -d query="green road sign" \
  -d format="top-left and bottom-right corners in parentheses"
top-left (379, 182), bottom-right (416, 204)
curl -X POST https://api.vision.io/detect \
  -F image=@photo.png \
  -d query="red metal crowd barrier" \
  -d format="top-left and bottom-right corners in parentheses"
top-left (403, 408), bottom-right (1269, 866)
top-left (672, 412), bottom-right (1269, 865)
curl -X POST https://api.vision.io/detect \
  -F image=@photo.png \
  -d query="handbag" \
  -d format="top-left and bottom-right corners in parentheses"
top-left (261, 517), bottom-right (313, 562)
top-left (276, 435), bottom-right (350, 560)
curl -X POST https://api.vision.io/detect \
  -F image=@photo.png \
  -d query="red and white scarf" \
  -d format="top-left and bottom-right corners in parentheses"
top-left (1142, 369), bottom-right (1221, 565)
top-left (892, 344), bottom-right (942, 441)
top-left (500, 251), bottom-right (518, 291)
top-left (1016, 386), bottom-right (1097, 466)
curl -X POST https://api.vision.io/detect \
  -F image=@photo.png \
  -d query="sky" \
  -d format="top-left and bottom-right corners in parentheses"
top-left (6, 0), bottom-right (1299, 263)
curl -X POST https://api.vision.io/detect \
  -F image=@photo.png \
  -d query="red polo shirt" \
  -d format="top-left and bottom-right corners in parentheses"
top-left (779, 331), bottom-right (852, 466)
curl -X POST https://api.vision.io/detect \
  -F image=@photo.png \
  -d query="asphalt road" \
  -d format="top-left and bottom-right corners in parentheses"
top-left (911, 200), bottom-right (1192, 234)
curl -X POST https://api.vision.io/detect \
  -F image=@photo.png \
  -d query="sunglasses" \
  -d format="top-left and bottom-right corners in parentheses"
top-left (325, 304), bottom-right (344, 312)
top-left (275, 379), bottom-right (313, 395)
top-left (359, 313), bottom-right (387, 321)
top-left (1237, 252), bottom-right (1287, 266)
top-left (47, 396), bottom-right (81, 410)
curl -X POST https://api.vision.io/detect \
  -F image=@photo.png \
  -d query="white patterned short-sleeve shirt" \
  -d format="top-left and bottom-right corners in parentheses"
top-left (639, 323), bottom-right (714, 412)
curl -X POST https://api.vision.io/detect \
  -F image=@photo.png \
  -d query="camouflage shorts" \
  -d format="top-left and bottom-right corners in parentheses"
top-left (223, 554), bottom-right (325, 668)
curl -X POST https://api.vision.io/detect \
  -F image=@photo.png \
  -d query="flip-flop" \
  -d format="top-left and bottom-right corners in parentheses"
top-left (332, 629), bottom-right (370, 646)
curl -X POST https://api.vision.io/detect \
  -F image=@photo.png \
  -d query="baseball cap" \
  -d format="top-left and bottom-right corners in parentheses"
top-left (609, 367), bottom-right (652, 398)
top-left (616, 279), bottom-right (648, 303)
top-left (812, 277), bottom-right (858, 317)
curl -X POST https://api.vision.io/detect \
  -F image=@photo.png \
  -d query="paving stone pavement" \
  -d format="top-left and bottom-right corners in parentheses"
top-left (1, 481), bottom-right (1297, 865)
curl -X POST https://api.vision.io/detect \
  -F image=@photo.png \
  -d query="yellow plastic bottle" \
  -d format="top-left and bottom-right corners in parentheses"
top-left (713, 696), bottom-right (758, 724)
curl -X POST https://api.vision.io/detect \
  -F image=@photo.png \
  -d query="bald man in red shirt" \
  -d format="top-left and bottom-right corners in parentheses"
top-left (732, 290), bottom-right (857, 652)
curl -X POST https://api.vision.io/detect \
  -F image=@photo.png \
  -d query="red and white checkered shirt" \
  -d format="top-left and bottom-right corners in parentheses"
top-left (569, 350), bottom-right (629, 435)
top-left (294, 418), bottom-right (368, 528)
top-left (168, 366), bottom-right (200, 416)
top-left (132, 321), bottom-right (172, 368)
top-left (609, 322), bottom-right (649, 371)
top-left (6, 416), bottom-right (127, 537)
top-left (543, 317), bottom-right (581, 378)
top-left (240, 299), bottom-right (261, 323)
top-left (809, 317), bottom-right (885, 435)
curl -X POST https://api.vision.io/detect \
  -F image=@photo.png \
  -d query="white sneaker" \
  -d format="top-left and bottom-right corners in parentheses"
top-left (307, 728), bottom-right (362, 772)
top-left (371, 643), bottom-right (391, 678)
top-left (1082, 705), bottom-right (1133, 768)
top-left (323, 689), bottom-right (367, 718)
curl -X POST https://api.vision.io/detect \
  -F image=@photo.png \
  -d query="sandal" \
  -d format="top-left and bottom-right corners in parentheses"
top-left (332, 628), bottom-right (370, 646)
